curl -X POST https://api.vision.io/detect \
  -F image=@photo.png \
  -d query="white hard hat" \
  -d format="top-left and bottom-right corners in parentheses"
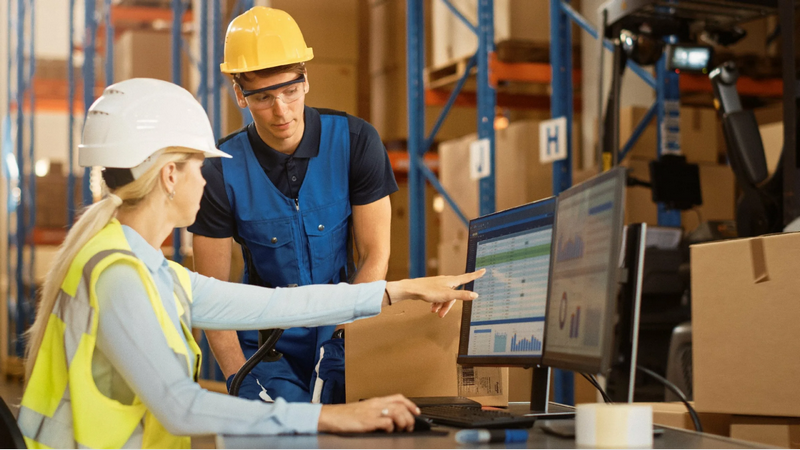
top-left (79, 78), bottom-right (230, 180)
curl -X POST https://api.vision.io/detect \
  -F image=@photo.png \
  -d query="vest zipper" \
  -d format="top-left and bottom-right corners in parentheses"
top-left (295, 198), bottom-right (300, 211)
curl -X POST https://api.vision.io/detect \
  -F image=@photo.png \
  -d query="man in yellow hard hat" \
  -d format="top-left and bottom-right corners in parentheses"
top-left (188, 6), bottom-right (398, 404)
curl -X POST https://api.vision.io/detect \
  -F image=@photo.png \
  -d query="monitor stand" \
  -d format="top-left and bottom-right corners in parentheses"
top-left (522, 366), bottom-right (575, 419)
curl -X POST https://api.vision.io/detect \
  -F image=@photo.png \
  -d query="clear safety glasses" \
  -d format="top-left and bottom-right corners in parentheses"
top-left (240, 75), bottom-right (307, 110)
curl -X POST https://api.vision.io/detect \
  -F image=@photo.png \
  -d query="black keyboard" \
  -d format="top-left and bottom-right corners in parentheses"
top-left (419, 405), bottom-right (536, 429)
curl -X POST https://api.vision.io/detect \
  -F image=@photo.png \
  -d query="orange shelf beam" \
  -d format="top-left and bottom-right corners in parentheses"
top-left (387, 150), bottom-right (439, 174)
top-left (9, 78), bottom-right (103, 113)
top-left (489, 56), bottom-right (582, 86)
top-left (680, 74), bottom-right (783, 98)
top-left (426, 88), bottom-right (582, 111)
top-left (111, 5), bottom-right (194, 25)
top-left (30, 228), bottom-right (67, 246)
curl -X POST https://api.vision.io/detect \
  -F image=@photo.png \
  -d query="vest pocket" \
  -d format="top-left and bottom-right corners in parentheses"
top-left (237, 218), bottom-right (301, 286)
top-left (303, 202), bottom-right (349, 284)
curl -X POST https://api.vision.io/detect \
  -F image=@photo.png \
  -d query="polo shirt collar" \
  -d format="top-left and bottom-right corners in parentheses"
top-left (246, 106), bottom-right (321, 161)
top-left (121, 224), bottom-right (169, 273)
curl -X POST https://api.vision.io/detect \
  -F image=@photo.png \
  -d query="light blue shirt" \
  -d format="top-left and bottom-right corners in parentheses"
top-left (92, 225), bottom-right (385, 436)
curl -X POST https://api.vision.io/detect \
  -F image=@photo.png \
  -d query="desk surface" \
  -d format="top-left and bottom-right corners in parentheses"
top-left (217, 421), bottom-right (771, 449)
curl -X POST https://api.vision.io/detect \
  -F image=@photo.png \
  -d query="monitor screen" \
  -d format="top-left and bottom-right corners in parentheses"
top-left (457, 197), bottom-right (556, 367)
top-left (666, 44), bottom-right (713, 73)
top-left (542, 167), bottom-right (626, 374)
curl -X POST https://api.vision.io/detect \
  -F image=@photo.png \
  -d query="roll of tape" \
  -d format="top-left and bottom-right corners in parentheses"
top-left (575, 403), bottom-right (653, 448)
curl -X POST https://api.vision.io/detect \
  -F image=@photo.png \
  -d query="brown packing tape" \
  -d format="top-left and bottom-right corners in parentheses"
top-left (749, 238), bottom-right (769, 283)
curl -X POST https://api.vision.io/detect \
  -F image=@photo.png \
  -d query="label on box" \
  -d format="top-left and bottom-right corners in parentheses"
top-left (539, 117), bottom-right (567, 163)
top-left (469, 139), bottom-right (491, 180)
top-left (457, 365), bottom-right (504, 396)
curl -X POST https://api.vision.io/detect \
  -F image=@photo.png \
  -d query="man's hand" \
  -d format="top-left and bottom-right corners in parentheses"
top-left (317, 394), bottom-right (420, 433)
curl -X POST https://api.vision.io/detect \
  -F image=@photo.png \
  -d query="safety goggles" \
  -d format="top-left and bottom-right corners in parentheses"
top-left (240, 75), bottom-right (306, 110)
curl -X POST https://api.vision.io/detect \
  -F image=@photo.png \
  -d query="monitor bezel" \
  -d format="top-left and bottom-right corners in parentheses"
top-left (456, 197), bottom-right (557, 368)
top-left (541, 167), bottom-right (627, 375)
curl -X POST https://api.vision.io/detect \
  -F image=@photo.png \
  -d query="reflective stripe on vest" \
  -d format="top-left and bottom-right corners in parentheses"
top-left (20, 220), bottom-right (200, 449)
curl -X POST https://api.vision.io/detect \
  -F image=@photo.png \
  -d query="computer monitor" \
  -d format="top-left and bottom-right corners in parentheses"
top-left (542, 167), bottom-right (627, 375)
top-left (455, 198), bottom-right (575, 417)
top-left (457, 197), bottom-right (556, 368)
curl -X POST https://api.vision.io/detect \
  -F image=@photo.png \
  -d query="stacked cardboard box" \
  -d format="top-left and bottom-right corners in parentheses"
top-left (431, 0), bottom-right (582, 68)
top-left (437, 120), bottom-right (554, 276)
top-left (386, 182), bottom-right (440, 281)
top-left (34, 162), bottom-right (84, 229)
top-left (692, 232), bottom-right (800, 448)
top-left (370, 0), bottom-right (480, 143)
top-left (114, 30), bottom-right (190, 85)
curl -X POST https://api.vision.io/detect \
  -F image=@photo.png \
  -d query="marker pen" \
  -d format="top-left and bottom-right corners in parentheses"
top-left (455, 429), bottom-right (529, 444)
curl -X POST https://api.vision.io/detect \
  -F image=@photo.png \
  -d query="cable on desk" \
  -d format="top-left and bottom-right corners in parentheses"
top-left (636, 365), bottom-right (702, 433)
top-left (581, 372), bottom-right (613, 404)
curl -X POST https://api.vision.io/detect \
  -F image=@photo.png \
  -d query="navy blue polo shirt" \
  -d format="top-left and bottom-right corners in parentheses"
top-left (189, 106), bottom-right (398, 239)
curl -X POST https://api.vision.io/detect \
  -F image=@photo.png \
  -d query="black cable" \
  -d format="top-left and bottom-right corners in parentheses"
top-left (636, 365), bottom-right (702, 433)
top-left (588, 373), bottom-right (614, 404)
top-left (229, 329), bottom-right (284, 397)
top-left (580, 373), bottom-right (613, 404)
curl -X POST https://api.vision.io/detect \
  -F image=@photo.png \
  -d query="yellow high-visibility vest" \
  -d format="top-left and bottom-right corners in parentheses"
top-left (19, 219), bottom-right (202, 449)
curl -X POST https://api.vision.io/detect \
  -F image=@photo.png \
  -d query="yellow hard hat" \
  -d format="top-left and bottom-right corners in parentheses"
top-left (220, 6), bottom-right (314, 74)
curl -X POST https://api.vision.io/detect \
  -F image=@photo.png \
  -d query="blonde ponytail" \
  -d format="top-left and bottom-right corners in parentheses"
top-left (24, 150), bottom-right (193, 382)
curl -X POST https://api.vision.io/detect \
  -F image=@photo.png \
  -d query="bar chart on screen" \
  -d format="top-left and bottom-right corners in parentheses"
top-left (467, 226), bottom-right (551, 357)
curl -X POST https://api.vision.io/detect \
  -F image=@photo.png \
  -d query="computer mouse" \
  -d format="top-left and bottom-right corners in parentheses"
top-left (412, 415), bottom-right (432, 432)
top-left (393, 416), bottom-right (433, 433)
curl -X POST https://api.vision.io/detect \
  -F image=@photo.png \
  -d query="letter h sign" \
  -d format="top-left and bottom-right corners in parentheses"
top-left (539, 117), bottom-right (567, 164)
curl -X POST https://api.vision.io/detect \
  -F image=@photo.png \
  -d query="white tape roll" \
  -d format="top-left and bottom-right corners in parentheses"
top-left (575, 403), bottom-right (654, 448)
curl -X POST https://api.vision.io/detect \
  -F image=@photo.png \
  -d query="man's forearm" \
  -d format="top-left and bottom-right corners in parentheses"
top-left (205, 329), bottom-right (247, 378)
top-left (191, 235), bottom-right (245, 379)
top-left (351, 253), bottom-right (389, 284)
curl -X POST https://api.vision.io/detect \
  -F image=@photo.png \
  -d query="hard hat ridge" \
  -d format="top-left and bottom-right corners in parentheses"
top-left (78, 78), bottom-right (230, 178)
top-left (220, 6), bottom-right (313, 74)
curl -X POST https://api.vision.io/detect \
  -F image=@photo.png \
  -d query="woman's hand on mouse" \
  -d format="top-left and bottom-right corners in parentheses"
top-left (317, 394), bottom-right (421, 433)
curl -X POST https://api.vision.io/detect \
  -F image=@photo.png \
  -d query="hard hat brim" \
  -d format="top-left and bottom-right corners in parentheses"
top-left (220, 50), bottom-right (313, 74)
top-left (203, 147), bottom-right (232, 159)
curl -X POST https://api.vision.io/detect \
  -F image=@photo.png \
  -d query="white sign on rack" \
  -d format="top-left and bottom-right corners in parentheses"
top-left (469, 138), bottom-right (491, 180)
top-left (539, 117), bottom-right (568, 163)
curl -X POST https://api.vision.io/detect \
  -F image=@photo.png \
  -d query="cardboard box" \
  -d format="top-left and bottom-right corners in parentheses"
top-left (431, 0), bottom-right (582, 67)
top-left (344, 300), bottom-right (508, 406)
top-left (692, 232), bottom-right (800, 417)
top-left (622, 158), bottom-right (735, 232)
top-left (730, 416), bottom-right (800, 448)
top-left (371, 66), bottom-right (479, 142)
top-left (35, 164), bottom-right (84, 229)
top-left (620, 106), bottom-right (720, 164)
top-left (114, 30), bottom-right (190, 85)
top-left (437, 121), bottom-right (553, 275)
top-left (636, 402), bottom-right (731, 437)
top-left (387, 182), bottom-right (440, 281)
top-left (305, 62), bottom-right (358, 114)
top-left (271, 0), bottom-right (358, 64)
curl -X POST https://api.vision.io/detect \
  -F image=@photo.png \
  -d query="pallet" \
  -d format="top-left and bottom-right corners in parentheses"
top-left (425, 57), bottom-right (478, 90)
top-left (425, 39), bottom-right (582, 89)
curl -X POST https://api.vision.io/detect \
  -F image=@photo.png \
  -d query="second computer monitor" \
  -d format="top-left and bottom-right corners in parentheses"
top-left (542, 167), bottom-right (627, 374)
top-left (457, 197), bottom-right (556, 367)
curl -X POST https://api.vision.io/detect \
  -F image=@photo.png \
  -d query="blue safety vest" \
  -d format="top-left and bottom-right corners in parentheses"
top-left (220, 112), bottom-right (351, 402)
